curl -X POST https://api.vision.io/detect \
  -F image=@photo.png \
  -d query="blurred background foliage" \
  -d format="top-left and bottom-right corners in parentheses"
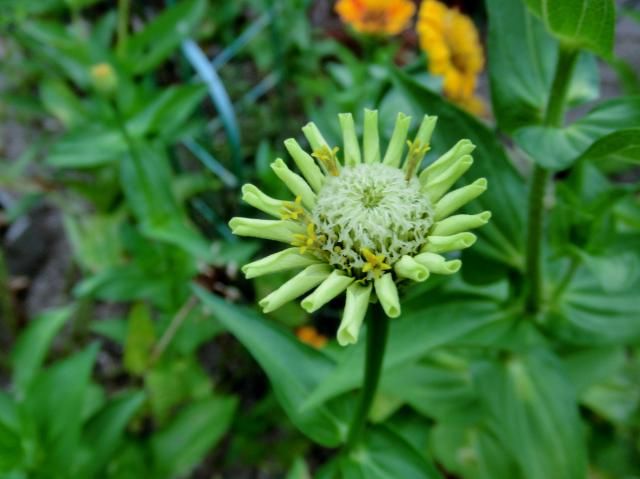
top-left (0, 0), bottom-right (639, 477)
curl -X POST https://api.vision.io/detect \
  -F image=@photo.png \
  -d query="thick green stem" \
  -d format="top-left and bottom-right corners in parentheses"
top-left (524, 46), bottom-right (578, 313)
top-left (117, 0), bottom-right (130, 58)
top-left (345, 303), bottom-right (389, 451)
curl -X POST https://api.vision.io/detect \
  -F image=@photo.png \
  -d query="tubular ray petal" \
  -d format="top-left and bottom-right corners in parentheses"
top-left (242, 248), bottom-right (321, 279)
top-left (229, 217), bottom-right (304, 243)
top-left (422, 232), bottom-right (477, 253)
top-left (301, 270), bottom-right (354, 313)
top-left (339, 113), bottom-right (362, 166)
top-left (241, 184), bottom-right (285, 218)
top-left (337, 283), bottom-right (372, 346)
top-left (434, 178), bottom-right (487, 220)
top-left (284, 138), bottom-right (325, 192)
top-left (383, 112), bottom-right (412, 167)
top-left (259, 264), bottom-right (332, 313)
top-left (271, 158), bottom-right (317, 209)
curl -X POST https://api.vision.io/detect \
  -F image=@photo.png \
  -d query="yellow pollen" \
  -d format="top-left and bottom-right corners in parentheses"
top-left (281, 196), bottom-right (305, 221)
top-left (312, 146), bottom-right (341, 176)
top-left (292, 222), bottom-right (318, 254)
top-left (405, 140), bottom-right (431, 180)
top-left (361, 248), bottom-right (391, 278)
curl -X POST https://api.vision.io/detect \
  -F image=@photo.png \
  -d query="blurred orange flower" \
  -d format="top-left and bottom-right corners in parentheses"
top-left (336, 0), bottom-right (416, 36)
top-left (296, 326), bottom-right (328, 349)
top-left (417, 0), bottom-right (485, 115)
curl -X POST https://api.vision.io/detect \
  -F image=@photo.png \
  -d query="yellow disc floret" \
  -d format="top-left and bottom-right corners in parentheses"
top-left (281, 196), bottom-right (305, 221)
top-left (361, 248), bottom-right (392, 279)
top-left (292, 222), bottom-right (320, 254)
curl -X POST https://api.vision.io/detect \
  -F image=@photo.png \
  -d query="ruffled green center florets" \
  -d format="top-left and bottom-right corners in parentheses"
top-left (312, 163), bottom-right (434, 280)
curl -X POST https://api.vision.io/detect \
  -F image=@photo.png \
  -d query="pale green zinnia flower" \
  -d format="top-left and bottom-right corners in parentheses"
top-left (230, 109), bottom-right (490, 346)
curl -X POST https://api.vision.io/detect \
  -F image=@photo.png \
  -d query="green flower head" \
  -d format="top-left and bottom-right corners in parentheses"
top-left (230, 109), bottom-right (490, 346)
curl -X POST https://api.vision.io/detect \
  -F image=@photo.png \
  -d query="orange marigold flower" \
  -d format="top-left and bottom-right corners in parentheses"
top-left (416, 0), bottom-right (485, 114)
top-left (336, 0), bottom-right (416, 36)
top-left (296, 326), bottom-right (328, 349)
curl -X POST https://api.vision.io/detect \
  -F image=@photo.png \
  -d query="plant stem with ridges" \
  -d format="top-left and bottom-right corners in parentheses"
top-left (525, 46), bottom-right (578, 313)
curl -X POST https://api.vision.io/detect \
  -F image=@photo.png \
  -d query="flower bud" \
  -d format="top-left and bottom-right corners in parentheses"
top-left (90, 63), bottom-right (117, 95)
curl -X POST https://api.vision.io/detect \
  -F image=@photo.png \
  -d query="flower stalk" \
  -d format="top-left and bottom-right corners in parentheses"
top-left (345, 302), bottom-right (389, 452)
top-left (117, 0), bottom-right (130, 58)
top-left (525, 46), bottom-right (578, 313)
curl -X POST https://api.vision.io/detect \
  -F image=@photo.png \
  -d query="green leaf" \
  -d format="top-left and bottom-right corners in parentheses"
top-left (474, 350), bottom-right (587, 479)
top-left (126, 84), bottom-right (207, 138)
top-left (514, 97), bottom-right (640, 170)
top-left (193, 285), bottom-right (352, 447)
top-left (301, 299), bottom-right (513, 414)
top-left (430, 421), bottom-right (518, 479)
top-left (19, 20), bottom-right (93, 86)
top-left (546, 265), bottom-right (640, 345)
top-left (74, 265), bottom-right (177, 305)
top-left (145, 357), bottom-right (213, 424)
top-left (76, 391), bottom-right (146, 477)
top-left (119, 142), bottom-right (213, 262)
top-left (286, 457), bottom-right (311, 479)
top-left (329, 427), bottom-right (442, 479)
top-left (39, 79), bottom-right (87, 128)
top-left (46, 125), bottom-right (127, 168)
top-left (380, 355), bottom-right (477, 421)
top-left (151, 395), bottom-right (237, 479)
top-left (126, 0), bottom-right (207, 75)
top-left (182, 39), bottom-right (243, 181)
top-left (0, 393), bottom-right (23, 473)
top-left (389, 69), bottom-right (527, 270)
top-left (576, 128), bottom-right (640, 166)
top-left (3, 0), bottom-right (65, 16)
top-left (11, 305), bottom-right (75, 394)
top-left (486, 0), bottom-right (599, 132)
top-left (562, 347), bottom-right (625, 394)
top-left (123, 303), bottom-right (156, 376)
top-left (24, 344), bottom-right (99, 471)
top-left (608, 56), bottom-right (640, 95)
top-left (63, 212), bottom-right (124, 272)
top-left (524, 0), bottom-right (615, 57)
top-left (580, 360), bottom-right (640, 425)
top-left (90, 318), bottom-right (128, 345)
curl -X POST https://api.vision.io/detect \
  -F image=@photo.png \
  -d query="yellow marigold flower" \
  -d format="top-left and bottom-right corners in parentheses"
top-left (296, 326), bottom-right (328, 349)
top-left (336, 0), bottom-right (416, 36)
top-left (457, 94), bottom-right (486, 116)
top-left (417, 0), bottom-right (485, 113)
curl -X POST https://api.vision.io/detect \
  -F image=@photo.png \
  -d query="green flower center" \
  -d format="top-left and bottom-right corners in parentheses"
top-left (311, 163), bottom-right (434, 279)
